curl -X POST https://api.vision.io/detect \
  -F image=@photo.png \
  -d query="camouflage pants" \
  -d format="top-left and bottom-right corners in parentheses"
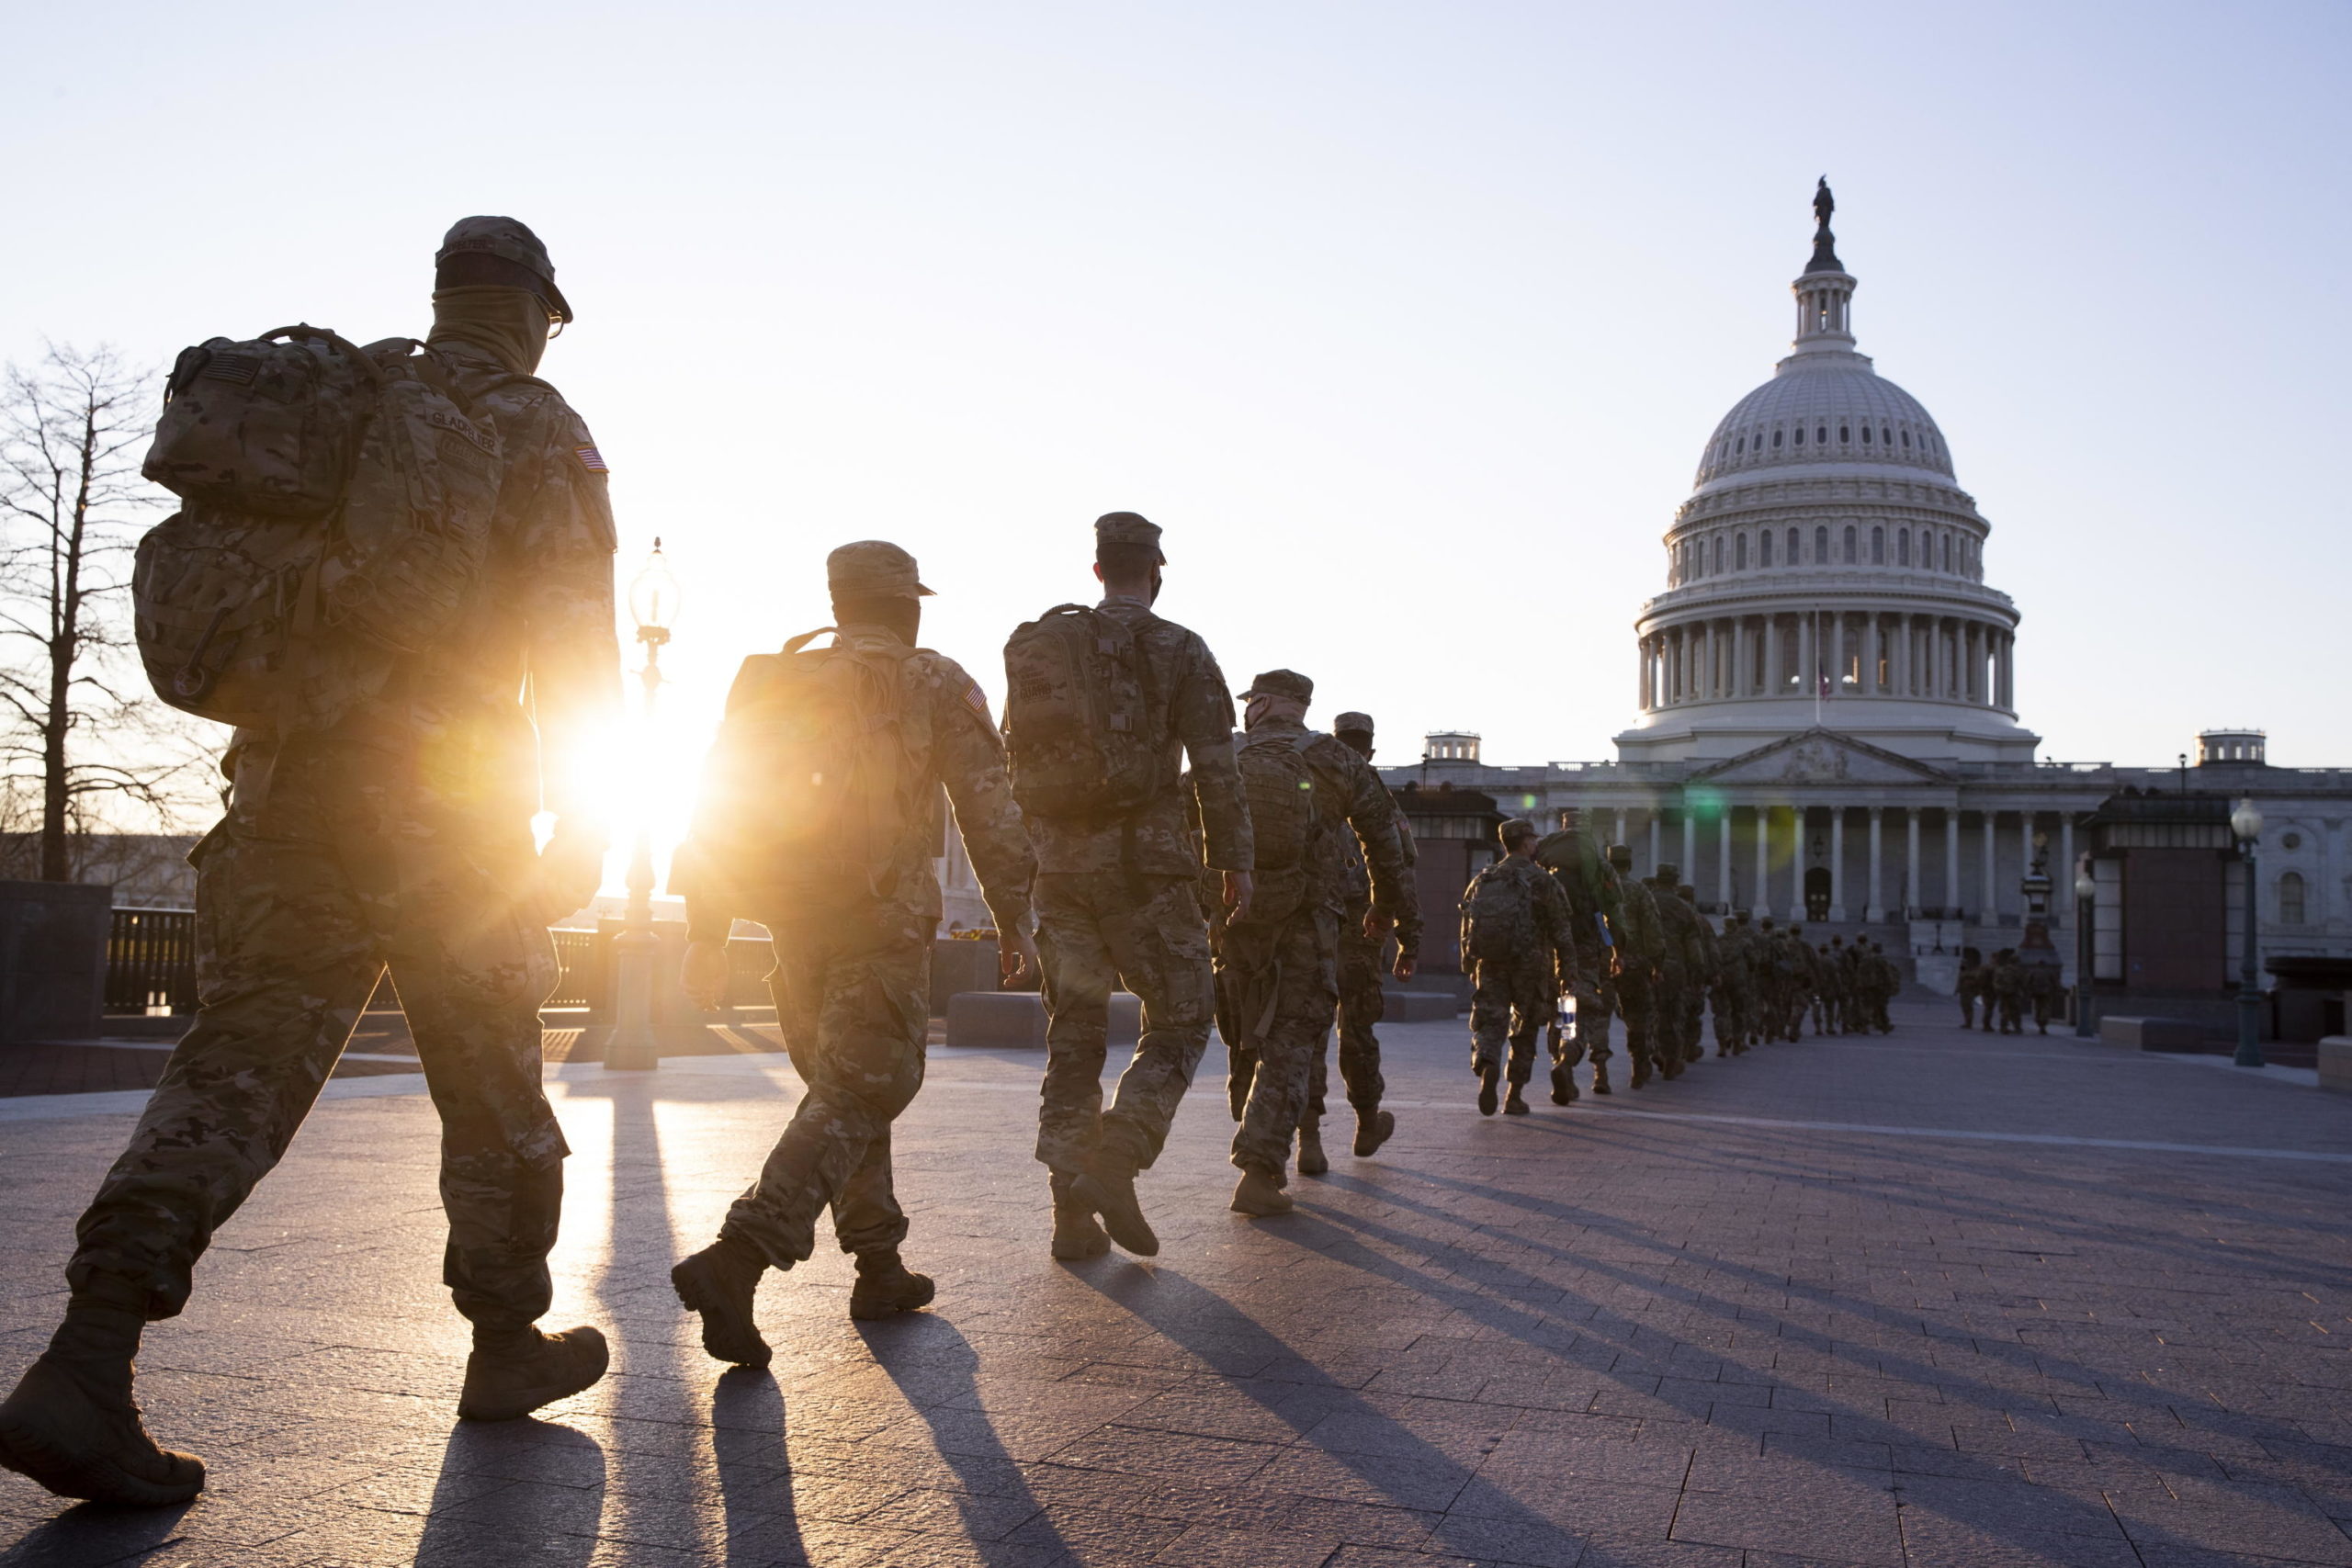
top-left (721, 913), bottom-right (930, 1269)
top-left (1653, 962), bottom-right (1691, 1066)
top-left (69, 736), bottom-right (564, 1330)
top-left (1035, 873), bottom-right (1216, 1177)
top-left (1219, 905), bottom-right (1339, 1179)
top-left (1303, 903), bottom-right (1386, 1122)
top-left (1719, 977), bottom-right (1755, 1046)
top-left (1566, 974), bottom-right (1615, 1062)
top-left (1614, 970), bottom-right (1659, 1077)
top-left (1469, 958), bottom-right (1552, 1085)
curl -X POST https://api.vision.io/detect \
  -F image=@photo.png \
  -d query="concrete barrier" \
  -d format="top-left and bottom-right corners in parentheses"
top-left (2100, 1016), bottom-right (2209, 1053)
top-left (2319, 1036), bottom-right (2352, 1093)
top-left (1, 882), bottom-right (111, 1045)
top-left (1379, 990), bottom-right (1462, 1022)
top-left (945, 992), bottom-right (1140, 1049)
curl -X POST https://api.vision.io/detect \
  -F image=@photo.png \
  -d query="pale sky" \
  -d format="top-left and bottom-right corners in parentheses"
top-left (9, 1), bottom-right (2348, 860)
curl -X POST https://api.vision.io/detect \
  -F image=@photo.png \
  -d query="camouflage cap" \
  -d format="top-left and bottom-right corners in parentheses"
top-left (1095, 511), bottom-right (1164, 562)
top-left (436, 216), bottom-right (571, 322)
top-left (1498, 818), bottom-right (1536, 846)
top-left (1243, 669), bottom-right (1313, 702)
top-left (826, 540), bottom-right (934, 600)
top-left (1332, 711), bottom-right (1374, 737)
top-left (1654, 863), bottom-right (1680, 883)
top-left (1605, 843), bottom-right (1633, 869)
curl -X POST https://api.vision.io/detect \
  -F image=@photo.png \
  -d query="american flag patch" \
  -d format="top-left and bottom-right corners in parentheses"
top-left (575, 445), bottom-right (608, 473)
top-left (963, 682), bottom-right (992, 721)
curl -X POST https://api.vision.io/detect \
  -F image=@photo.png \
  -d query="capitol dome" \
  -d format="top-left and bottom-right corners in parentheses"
top-left (1614, 184), bottom-right (2039, 767)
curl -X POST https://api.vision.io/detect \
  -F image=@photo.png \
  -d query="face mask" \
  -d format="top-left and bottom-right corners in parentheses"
top-left (428, 286), bottom-right (556, 375)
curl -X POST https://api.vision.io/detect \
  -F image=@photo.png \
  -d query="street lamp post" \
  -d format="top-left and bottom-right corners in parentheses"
top-left (2230, 797), bottom-right (2266, 1068)
top-left (2073, 857), bottom-right (2097, 1039)
top-left (605, 540), bottom-right (680, 1074)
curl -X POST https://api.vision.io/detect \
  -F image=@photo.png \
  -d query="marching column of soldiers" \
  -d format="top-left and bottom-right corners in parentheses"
top-left (0, 213), bottom-right (1913, 1511)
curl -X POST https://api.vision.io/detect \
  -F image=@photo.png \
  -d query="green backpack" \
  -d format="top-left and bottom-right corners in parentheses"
top-left (1002, 604), bottom-right (1165, 819)
top-left (679, 629), bottom-right (920, 915)
top-left (132, 324), bottom-right (505, 732)
top-left (1462, 861), bottom-right (1538, 963)
top-left (1230, 731), bottom-right (1319, 928)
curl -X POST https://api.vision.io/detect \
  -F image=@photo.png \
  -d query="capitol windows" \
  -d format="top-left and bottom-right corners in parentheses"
top-left (2279, 871), bottom-right (2307, 925)
top-left (1713, 536), bottom-right (1725, 573)
top-left (1786, 527), bottom-right (1800, 563)
top-left (1736, 533), bottom-right (1749, 569)
top-left (1871, 525), bottom-right (1884, 563)
top-left (1843, 524), bottom-right (1857, 562)
top-left (1793, 426), bottom-right (1804, 446)
top-left (1736, 436), bottom-right (1745, 453)
top-left (1816, 426), bottom-right (1827, 444)
top-left (1758, 530), bottom-right (1772, 566)
top-left (1772, 429), bottom-right (1783, 447)
top-left (1900, 429), bottom-right (1912, 447)
top-left (1941, 533), bottom-right (1953, 572)
top-left (1898, 528), bottom-right (1912, 565)
top-left (1860, 425), bottom-right (1872, 445)
top-left (1839, 425), bottom-right (1850, 444)
top-left (1815, 525), bottom-right (1828, 561)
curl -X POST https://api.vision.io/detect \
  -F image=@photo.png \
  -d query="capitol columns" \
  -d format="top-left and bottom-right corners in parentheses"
top-left (1905, 810), bottom-right (1922, 919)
top-left (1944, 811), bottom-right (1962, 917)
top-left (1865, 806), bottom-right (1885, 922)
top-left (1981, 810), bottom-right (1998, 922)
top-left (1755, 806), bottom-right (1771, 919)
top-left (1718, 812), bottom-right (1734, 908)
top-left (1828, 807), bottom-right (1848, 921)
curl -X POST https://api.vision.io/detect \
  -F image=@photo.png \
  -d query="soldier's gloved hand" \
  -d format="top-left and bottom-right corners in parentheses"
top-left (1000, 928), bottom-right (1041, 988)
top-left (681, 939), bottom-right (730, 1010)
top-left (528, 823), bottom-right (605, 928)
top-left (1222, 870), bottom-right (1255, 925)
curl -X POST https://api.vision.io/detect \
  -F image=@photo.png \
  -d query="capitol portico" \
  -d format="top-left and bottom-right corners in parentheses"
top-left (1382, 186), bottom-right (2352, 985)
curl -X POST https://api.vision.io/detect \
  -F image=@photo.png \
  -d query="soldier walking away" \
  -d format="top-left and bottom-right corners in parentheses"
top-left (1679, 882), bottom-right (1718, 1063)
top-left (1991, 949), bottom-right (2026, 1034)
top-left (1008, 514), bottom-right (1253, 1259)
top-left (1461, 819), bottom-right (1584, 1115)
top-left (667, 542), bottom-right (1039, 1369)
top-left (1716, 909), bottom-right (1759, 1055)
top-left (1867, 939), bottom-right (1900, 1032)
top-left (2018, 924), bottom-right (2064, 1033)
top-left (1646, 869), bottom-right (1706, 1076)
top-left (1606, 845), bottom-right (1668, 1088)
top-left (1532, 817), bottom-right (1622, 1103)
top-left (0, 218), bottom-right (620, 1507)
top-left (1294, 712), bottom-right (1421, 1172)
top-left (1957, 946), bottom-right (1986, 1030)
top-left (1216, 675), bottom-right (1413, 1213)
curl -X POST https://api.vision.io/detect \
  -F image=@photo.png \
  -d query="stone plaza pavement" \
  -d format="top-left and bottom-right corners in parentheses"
top-left (6, 1004), bottom-right (2352, 1567)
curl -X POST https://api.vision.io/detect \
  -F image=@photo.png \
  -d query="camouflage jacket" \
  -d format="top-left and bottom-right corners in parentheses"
top-left (683, 624), bottom-right (1036, 940)
top-left (1459, 853), bottom-right (1582, 985)
top-left (1652, 886), bottom-right (1709, 977)
top-left (1242, 716), bottom-right (1415, 952)
top-left (1023, 596), bottom-right (1252, 879)
top-left (232, 340), bottom-right (621, 831)
top-left (1613, 876), bottom-right (1667, 969)
top-left (1337, 780), bottom-right (1423, 949)
top-left (1534, 829), bottom-right (1622, 974)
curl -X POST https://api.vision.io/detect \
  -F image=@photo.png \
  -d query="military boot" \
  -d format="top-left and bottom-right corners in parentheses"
top-left (672, 1235), bottom-right (772, 1369)
top-left (1549, 1063), bottom-right (1579, 1105)
top-left (1072, 1158), bottom-right (1159, 1257)
top-left (0, 1286), bottom-right (204, 1506)
top-left (1352, 1108), bottom-right (1396, 1156)
top-left (1502, 1084), bottom-right (1530, 1116)
top-left (1591, 1059), bottom-right (1612, 1095)
top-left (1230, 1168), bottom-right (1295, 1217)
top-left (1630, 1055), bottom-right (1651, 1089)
top-left (458, 1325), bottom-right (610, 1421)
top-left (1476, 1061), bottom-right (1500, 1116)
top-left (1295, 1119), bottom-right (1329, 1177)
top-left (849, 1248), bottom-right (935, 1321)
top-left (1049, 1173), bottom-right (1110, 1260)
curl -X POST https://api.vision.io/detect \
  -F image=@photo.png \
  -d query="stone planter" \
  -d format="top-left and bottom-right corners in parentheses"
top-left (0, 881), bottom-right (113, 1045)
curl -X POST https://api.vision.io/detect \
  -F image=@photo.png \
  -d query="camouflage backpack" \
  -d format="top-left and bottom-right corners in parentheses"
top-left (1229, 731), bottom-right (1318, 928)
top-left (678, 629), bottom-right (921, 914)
top-left (1001, 604), bottom-right (1167, 820)
top-left (132, 323), bottom-right (504, 732)
top-left (1462, 859), bottom-right (1538, 963)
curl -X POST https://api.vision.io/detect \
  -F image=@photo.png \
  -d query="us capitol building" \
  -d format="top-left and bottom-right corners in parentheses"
top-left (1381, 186), bottom-right (2352, 981)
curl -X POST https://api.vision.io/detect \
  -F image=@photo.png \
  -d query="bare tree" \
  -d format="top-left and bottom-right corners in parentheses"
top-left (0, 344), bottom-right (211, 882)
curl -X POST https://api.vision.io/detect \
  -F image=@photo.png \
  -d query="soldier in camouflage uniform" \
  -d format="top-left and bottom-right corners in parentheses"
top-left (1604, 844), bottom-right (1668, 1090)
top-left (667, 543), bottom-right (1040, 1368)
top-left (1461, 819), bottom-right (1584, 1115)
top-left (1679, 882), bottom-right (1718, 1063)
top-left (1293, 712), bottom-right (1421, 1172)
top-left (1785, 923), bottom-right (1818, 1040)
top-left (0, 219), bottom-right (618, 1508)
top-left (1024, 514), bottom-right (1254, 1259)
top-left (1533, 817), bottom-right (1622, 1104)
top-left (1217, 673), bottom-right (1413, 1213)
top-left (1715, 909), bottom-right (1758, 1054)
top-left (1646, 869), bottom-right (1705, 1077)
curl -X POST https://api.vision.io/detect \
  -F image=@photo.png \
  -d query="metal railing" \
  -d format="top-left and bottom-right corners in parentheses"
top-left (107, 908), bottom-right (197, 1014)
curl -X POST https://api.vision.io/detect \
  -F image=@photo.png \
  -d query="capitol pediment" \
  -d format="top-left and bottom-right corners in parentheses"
top-left (1689, 728), bottom-right (1955, 785)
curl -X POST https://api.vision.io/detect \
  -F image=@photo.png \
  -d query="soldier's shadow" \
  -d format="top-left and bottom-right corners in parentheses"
top-left (0, 1498), bottom-right (195, 1568)
top-left (409, 1418), bottom-right (605, 1564)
